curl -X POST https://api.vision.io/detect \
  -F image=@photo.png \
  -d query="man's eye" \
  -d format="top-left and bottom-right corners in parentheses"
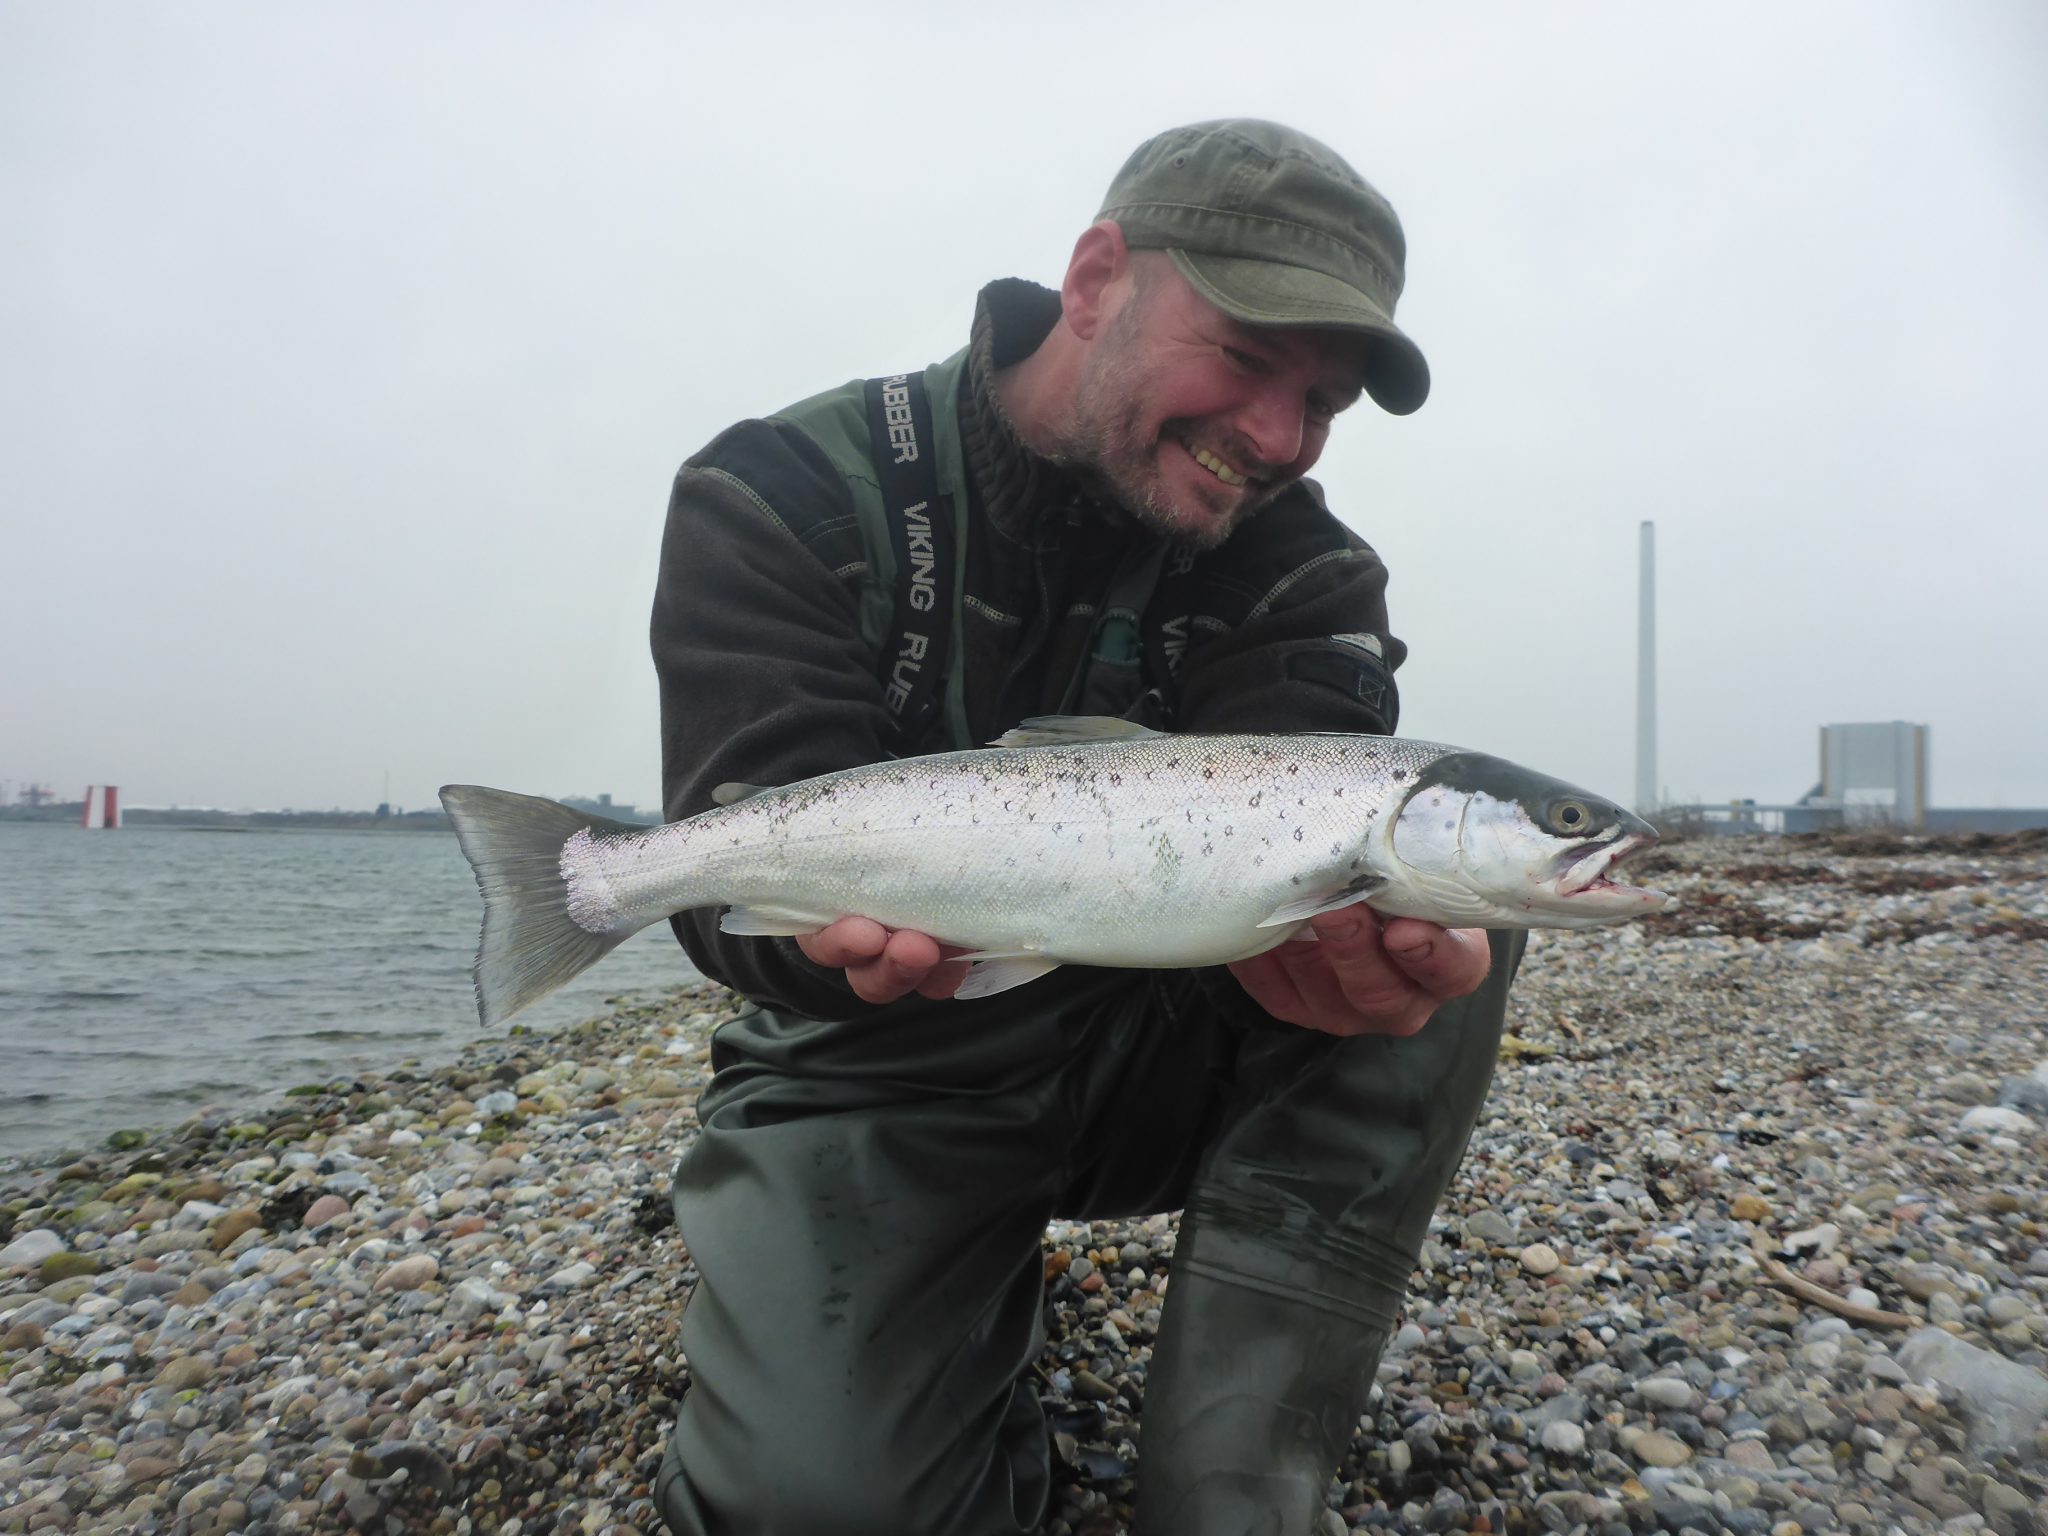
top-left (1223, 347), bottom-right (1265, 373)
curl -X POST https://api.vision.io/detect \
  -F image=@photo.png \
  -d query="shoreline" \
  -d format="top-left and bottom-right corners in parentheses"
top-left (4, 837), bottom-right (2047, 1534)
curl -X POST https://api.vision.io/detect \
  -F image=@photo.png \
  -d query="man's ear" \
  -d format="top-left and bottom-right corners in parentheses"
top-left (1061, 220), bottom-right (1131, 342)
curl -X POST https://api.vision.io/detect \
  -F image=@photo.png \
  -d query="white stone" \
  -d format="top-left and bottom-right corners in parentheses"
top-left (1638, 1376), bottom-right (1695, 1409)
top-left (1540, 1421), bottom-right (1586, 1457)
top-left (1897, 1327), bottom-right (2048, 1456)
top-left (0, 1229), bottom-right (65, 1271)
top-left (1959, 1106), bottom-right (2037, 1137)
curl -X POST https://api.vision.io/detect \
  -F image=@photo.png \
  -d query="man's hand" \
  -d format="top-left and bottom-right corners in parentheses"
top-left (1227, 905), bottom-right (1491, 1037)
top-left (796, 916), bottom-right (971, 1004)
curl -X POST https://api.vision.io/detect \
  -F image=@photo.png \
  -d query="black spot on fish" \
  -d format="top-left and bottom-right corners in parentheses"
top-left (1248, 792), bottom-right (1262, 807)
top-left (1293, 828), bottom-right (1304, 842)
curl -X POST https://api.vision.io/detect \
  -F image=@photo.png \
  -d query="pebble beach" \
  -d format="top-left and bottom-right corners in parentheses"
top-left (3, 831), bottom-right (2047, 1536)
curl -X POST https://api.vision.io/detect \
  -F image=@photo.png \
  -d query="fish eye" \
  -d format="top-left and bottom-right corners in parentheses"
top-left (1549, 799), bottom-right (1592, 834)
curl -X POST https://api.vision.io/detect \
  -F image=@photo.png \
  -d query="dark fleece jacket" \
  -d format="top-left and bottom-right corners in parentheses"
top-left (650, 279), bottom-right (1408, 1020)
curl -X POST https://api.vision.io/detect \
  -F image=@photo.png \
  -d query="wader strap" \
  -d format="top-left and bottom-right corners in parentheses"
top-left (1143, 544), bottom-right (1200, 696)
top-left (864, 372), bottom-right (953, 753)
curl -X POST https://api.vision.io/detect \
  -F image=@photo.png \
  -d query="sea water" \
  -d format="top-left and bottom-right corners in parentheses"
top-left (0, 823), bottom-right (700, 1167)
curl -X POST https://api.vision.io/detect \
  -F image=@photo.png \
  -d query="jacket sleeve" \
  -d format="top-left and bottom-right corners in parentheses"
top-left (649, 420), bottom-right (897, 1019)
top-left (1172, 480), bottom-right (1408, 737)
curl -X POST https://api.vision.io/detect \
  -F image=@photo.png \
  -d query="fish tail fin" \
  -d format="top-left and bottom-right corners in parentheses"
top-left (438, 784), bottom-right (646, 1029)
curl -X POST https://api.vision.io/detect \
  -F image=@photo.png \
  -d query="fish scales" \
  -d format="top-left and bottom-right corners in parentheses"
top-left (565, 734), bottom-right (1447, 968)
top-left (440, 718), bottom-right (1672, 1025)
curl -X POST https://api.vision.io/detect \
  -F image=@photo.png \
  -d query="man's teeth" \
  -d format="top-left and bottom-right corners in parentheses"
top-left (1189, 444), bottom-right (1251, 487)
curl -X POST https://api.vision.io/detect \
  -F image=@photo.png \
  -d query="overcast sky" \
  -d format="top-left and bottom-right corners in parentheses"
top-left (4, 2), bottom-right (2044, 816)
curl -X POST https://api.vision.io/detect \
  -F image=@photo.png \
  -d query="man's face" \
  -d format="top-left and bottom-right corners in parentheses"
top-left (1055, 255), bottom-right (1369, 550)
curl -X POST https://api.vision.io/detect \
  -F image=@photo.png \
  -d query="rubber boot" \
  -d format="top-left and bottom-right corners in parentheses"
top-left (1134, 930), bottom-right (1523, 1535)
top-left (1133, 1214), bottom-right (1395, 1535)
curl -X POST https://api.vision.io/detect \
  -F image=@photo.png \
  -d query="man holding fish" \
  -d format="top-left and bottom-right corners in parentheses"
top-left (626, 120), bottom-right (1635, 1535)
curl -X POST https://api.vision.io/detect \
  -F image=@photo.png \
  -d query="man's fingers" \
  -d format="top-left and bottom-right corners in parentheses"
top-left (1380, 919), bottom-right (1491, 1000)
top-left (796, 915), bottom-right (890, 971)
top-left (1306, 909), bottom-right (1423, 1015)
top-left (810, 924), bottom-right (957, 1005)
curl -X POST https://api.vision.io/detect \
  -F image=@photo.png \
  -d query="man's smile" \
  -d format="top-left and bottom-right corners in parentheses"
top-left (1171, 432), bottom-right (1256, 489)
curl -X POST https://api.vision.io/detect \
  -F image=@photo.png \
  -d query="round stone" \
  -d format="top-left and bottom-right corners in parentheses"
top-left (1633, 1429), bottom-right (1691, 1467)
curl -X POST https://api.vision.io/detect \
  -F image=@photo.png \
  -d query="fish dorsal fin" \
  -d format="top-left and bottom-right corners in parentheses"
top-left (1256, 874), bottom-right (1389, 929)
top-left (988, 715), bottom-right (1165, 749)
top-left (711, 782), bottom-right (775, 807)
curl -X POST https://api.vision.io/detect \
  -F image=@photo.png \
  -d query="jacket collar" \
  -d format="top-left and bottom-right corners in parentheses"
top-left (961, 278), bottom-right (1120, 548)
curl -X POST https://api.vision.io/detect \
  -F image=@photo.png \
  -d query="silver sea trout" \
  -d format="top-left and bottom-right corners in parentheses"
top-left (440, 716), bottom-right (1674, 1027)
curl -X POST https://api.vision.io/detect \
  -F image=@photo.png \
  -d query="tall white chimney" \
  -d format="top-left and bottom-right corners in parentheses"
top-left (1636, 520), bottom-right (1657, 816)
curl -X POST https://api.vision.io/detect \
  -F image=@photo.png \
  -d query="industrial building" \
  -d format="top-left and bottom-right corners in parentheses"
top-left (1665, 721), bottom-right (2048, 836)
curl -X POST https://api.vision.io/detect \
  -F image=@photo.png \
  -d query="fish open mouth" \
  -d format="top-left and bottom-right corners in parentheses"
top-left (1555, 833), bottom-right (1673, 907)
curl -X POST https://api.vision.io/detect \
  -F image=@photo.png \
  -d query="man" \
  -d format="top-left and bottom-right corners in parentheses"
top-left (650, 120), bottom-right (1520, 1536)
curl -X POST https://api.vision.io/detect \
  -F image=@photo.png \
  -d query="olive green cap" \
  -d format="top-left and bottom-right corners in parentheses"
top-left (1098, 119), bottom-right (1429, 415)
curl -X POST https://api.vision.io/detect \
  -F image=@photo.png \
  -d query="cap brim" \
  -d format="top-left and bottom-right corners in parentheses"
top-left (1170, 249), bottom-right (1430, 415)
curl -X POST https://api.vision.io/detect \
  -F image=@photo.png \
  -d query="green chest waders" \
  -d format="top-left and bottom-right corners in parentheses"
top-left (654, 365), bottom-right (1522, 1536)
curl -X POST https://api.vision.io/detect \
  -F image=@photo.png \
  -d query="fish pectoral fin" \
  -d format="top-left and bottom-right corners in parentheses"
top-left (953, 955), bottom-right (1063, 1000)
top-left (1256, 875), bottom-right (1389, 928)
top-left (987, 715), bottom-right (1165, 749)
top-left (718, 903), bottom-right (841, 937)
top-left (710, 782), bottom-right (775, 807)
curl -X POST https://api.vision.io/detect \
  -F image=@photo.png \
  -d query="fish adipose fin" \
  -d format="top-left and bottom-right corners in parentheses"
top-left (955, 955), bottom-right (1064, 1000)
top-left (711, 782), bottom-right (774, 806)
top-left (719, 903), bottom-right (842, 937)
top-left (438, 785), bottom-right (646, 1031)
top-left (1256, 875), bottom-right (1389, 928)
top-left (988, 715), bottom-right (1165, 749)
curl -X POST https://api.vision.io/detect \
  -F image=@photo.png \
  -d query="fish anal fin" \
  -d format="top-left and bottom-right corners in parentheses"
top-left (711, 782), bottom-right (774, 807)
top-left (954, 956), bottom-right (1063, 1000)
top-left (988, 715), bottom-right (1164, 749)
top-left (1257, 875), bottom-right (1389, 928)
top-left (719, 903), bottom-right (840, 937)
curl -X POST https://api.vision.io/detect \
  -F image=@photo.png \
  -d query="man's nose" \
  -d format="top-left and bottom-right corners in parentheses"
top-left (1235, 385), bottom-right (1307, 468)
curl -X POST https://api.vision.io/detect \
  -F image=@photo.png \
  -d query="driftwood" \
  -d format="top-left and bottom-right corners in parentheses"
top-left (1750, 1230), bottom-right (1914, 1329)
